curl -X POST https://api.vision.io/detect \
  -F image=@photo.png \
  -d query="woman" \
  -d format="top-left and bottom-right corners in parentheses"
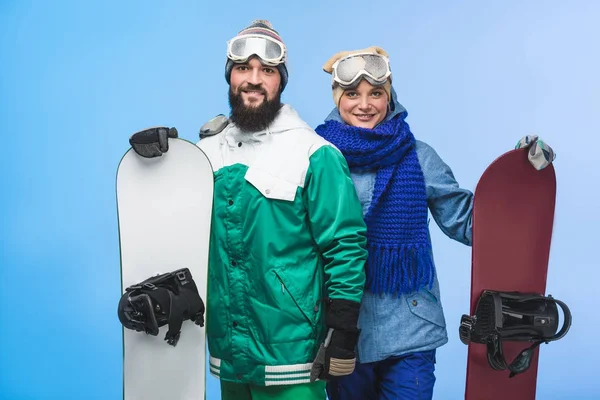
top-left (314, 46), bottom-right (554, 400)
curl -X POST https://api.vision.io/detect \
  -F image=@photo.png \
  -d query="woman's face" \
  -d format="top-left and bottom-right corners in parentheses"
top-left (338, 80), bottom-right (389, 129)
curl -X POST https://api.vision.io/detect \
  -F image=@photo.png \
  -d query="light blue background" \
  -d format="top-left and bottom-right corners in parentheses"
top-left (1, 1), bottom-right (598, 399)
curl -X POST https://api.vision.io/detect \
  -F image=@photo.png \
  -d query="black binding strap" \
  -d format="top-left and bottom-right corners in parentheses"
top-left (118, 268), bottom-right (205, 346)
top-left (459, 291), bottom-right (572, 377)
top-left (486, 296), bottom-right (572, 377)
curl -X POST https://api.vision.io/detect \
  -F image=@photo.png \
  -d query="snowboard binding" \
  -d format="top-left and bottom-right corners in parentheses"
top-left (459, 290), bottom-right (572, 377)
top-left (118, 267), bottom-right (205, 346)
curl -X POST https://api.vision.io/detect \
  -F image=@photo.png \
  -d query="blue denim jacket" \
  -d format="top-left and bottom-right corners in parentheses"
top-left (323, 88), bottom-right (474, 363)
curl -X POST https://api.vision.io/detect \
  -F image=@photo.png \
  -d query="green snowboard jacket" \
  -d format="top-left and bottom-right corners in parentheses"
top-left (197, 104), bottom-right (367, 387)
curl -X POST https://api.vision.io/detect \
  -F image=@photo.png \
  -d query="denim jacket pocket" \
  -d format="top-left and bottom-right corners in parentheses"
top-left (405, 289), bottom-right (446, 328)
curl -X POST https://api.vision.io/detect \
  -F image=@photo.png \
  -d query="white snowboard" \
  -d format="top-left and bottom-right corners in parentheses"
top-left (116, 138), bottom-right (213, 400)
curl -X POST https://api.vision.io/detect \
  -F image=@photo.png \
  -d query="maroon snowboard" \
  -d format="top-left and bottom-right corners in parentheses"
top-left (464, 148), bottom-right (556, 400)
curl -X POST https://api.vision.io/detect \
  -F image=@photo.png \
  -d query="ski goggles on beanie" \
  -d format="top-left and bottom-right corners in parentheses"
top-left (331, 52), bottom-right (392, 88)
top-left (459, 290), bottom-right (572, 378)
top-left (117, 267), bottom-right (205, 347)
top-left (323, 46), bottom-right (392, 107)
top-left (227, 34), bottom-right (286, 66)
top-left (225, 20), bottom-right (289, 91)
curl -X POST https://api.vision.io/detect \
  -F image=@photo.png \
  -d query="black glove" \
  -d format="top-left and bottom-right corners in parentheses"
top-left (129, 127), bottom-right (178, 158)
top-left (310, 298), bottom-right (361, 382)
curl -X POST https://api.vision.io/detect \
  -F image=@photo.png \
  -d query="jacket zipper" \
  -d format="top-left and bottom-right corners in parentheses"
top-left (275, 275), bottom-right (285, 293)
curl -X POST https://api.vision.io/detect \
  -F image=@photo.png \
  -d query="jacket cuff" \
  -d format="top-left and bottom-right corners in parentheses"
top-left (325, 298), bottom-right (361, 332)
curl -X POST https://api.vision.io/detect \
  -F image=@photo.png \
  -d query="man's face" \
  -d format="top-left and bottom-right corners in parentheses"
top-left (228, 57), bottom-right (283, 132)
top-left (229, 57), bottom-right (282, 107)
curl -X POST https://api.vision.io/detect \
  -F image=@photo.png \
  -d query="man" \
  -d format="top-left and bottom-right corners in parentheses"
top-left (128, 20), bottom-right (368, 400)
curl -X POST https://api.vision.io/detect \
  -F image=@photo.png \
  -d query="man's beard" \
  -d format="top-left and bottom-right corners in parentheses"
top-left (229, 84), bottom-right (282, 132)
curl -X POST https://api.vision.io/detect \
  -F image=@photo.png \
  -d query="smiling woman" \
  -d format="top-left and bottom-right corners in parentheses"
top-left (314, 46), bottom-right (476, 400)
top-left (312, 45), bottom-right (558, 400)
top-left (328, 48), bottom-right (393, 129)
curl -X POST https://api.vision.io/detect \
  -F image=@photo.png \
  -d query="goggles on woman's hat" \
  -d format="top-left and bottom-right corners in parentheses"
top-left (226, 34), bottom-right (287, 66)
top-left (323, 46), bottom-right (393, 107)
top-left (331, 52), bottom-right (391, 88)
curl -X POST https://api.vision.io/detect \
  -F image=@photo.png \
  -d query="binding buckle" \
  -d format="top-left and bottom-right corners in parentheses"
top-left (459, 315), bottom-right (475, 345)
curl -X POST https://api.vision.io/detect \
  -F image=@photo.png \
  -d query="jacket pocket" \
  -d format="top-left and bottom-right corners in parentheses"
top-left (405, 289), bottom-right (446, 328)
top-left (249, 269), bottom-right (317, 344)
top-left (274, 270), bottom-right (317, 332)
top-left (244, 167), bottom-right (298, 201)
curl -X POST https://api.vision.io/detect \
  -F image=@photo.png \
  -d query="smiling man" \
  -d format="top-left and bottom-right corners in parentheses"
top-left (129, 20), bottom-right (369, 400)
top-left (226, 47), bottom-right (283, 132)
top-left (199, 20), bottom-right (368, 400)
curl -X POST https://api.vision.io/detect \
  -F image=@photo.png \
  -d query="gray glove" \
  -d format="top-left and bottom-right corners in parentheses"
top-left (129, 127), bottom-right (178, 158)
top-left (515, 135), bottom-right (556, 170)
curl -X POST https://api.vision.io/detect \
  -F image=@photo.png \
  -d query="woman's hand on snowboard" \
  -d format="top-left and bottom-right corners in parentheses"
top-left (515, 135), bottom-right (556, 171)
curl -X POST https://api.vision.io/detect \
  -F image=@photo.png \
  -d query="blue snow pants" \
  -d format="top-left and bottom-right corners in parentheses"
top-left (325, 350), bottom-right (436, 400)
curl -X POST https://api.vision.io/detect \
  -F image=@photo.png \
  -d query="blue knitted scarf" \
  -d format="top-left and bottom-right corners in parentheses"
top-left (315, 115), bottom-right (434, 296)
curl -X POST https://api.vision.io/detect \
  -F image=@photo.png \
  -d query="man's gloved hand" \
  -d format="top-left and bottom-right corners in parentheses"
top-left (310, 298), bottom-right (361, 382)
top-left (129, 127), bottom-right (178, 158)
top-left (515, 135), bottom-right (556, 171)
